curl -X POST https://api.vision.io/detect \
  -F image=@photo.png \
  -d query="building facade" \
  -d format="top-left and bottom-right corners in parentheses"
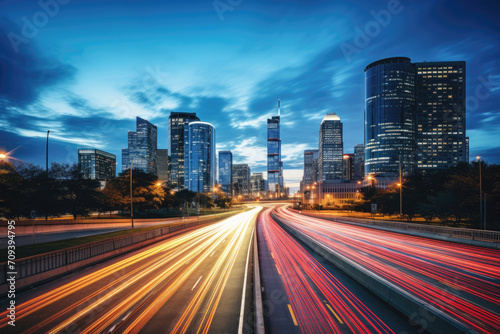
top-left (267, 100), bottom-right (283, 195)
top-left (343, 153), bottom-right (354, 181)
top-left (122, 117), bottom-right (157, 175)
top-left (354, 144), bottom-right (365, 180)
top-left (302, 149), bottom-right (319, 191)
top-left (157, 149), bottom-right (169, 183)
top-left (218, 151), bottom-right (233, 196)
top-left (78, 149), bottom-right (116, 181)
top-left (168, 112), bottom-right (200, 190)
top-left (415, 61), bottom-right (467, 170)
top-left (183, 122), bottom-right (216, 193)
top-left (233, 164), bottom-right (251, 197)
top-left (365, 57), bottom-right (468, 176)
top-left (250, 173), bottom-right (266, 197)
top-left (365, 57), bottom-right (416, 177)
top-left (319, 113), bottom-right (343, 181)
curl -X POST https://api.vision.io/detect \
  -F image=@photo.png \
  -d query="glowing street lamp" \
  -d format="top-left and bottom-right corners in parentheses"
top-left (0, 153), bottom-right (7, 159)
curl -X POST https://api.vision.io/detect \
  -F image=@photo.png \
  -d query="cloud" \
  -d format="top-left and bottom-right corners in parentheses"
top-left (0, 18), bottom-right (75, 107)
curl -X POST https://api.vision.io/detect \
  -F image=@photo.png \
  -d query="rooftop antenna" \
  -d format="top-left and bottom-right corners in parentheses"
top-left (278, 99), bottom-right (280, 116)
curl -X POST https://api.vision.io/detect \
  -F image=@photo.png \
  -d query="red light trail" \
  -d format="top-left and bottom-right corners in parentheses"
top-left (273, 206), bottom-right (500, 333)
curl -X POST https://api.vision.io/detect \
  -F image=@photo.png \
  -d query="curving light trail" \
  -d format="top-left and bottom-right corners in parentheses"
top-left (0, 208), bottom-right (260, 334)
top-left (273, 206), bottom-right (500, 334)
top-left (260, 207), bottom-right (395, 334)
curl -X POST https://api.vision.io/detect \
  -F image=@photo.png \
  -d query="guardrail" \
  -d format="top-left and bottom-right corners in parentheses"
top-left (0, 211), bottom-right (241, 286)
top-left (295, 209), bottom-right (500, 246)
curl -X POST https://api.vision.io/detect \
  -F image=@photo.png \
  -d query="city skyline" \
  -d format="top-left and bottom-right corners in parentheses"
top-left (1, 0), bottom-right (500, 192)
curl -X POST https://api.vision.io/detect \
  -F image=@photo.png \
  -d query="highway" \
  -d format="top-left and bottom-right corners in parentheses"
top-left (272, 205), bottom-right (500, 333)
top-left (0, 207), bottom-right (260, 334)
top-left (258, 206), bottom-right (418, 334)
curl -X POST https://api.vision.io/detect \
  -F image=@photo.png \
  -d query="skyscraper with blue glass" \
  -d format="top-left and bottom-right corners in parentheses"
top-left (122, 116), bottom-right (157, 175)
top-left (218, 151), bottom-right (233, 195)
top-left (267, 100), bottom-right (283, 195)
top-left (364, 57), bottom-right (416, 176)
top-left (168, 112), bottom-right (200, 190)
top-left (184, 122), bottom-right (216, 193)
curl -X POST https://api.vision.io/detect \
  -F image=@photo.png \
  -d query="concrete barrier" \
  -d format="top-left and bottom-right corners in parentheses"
top-left (271, 211), bottom-right (476, 334)
top-left (297, 210), bottom-right (500, 250)
top-left (253, 224), bottom-right (265, 334)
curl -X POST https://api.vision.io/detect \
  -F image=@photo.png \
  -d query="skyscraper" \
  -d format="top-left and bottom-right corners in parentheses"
top-left (365, 57), bottom-right (468, 176)
top-left (157, 149), bottom-right (169, 183)
top-left (218, 151), bottom-right (233, 196)
top-left (250, 172), bottom-right (266, 196)
top-left (415, 61), bottom-right (467, 170)
top-left (365, 57), bottom-right (416, 177)
top-left (233, 164), bottom-right (250, 197)
top-left (78, 149), bottom-right (116, 181)
top-left (122, 117), bottom-right (157, 175)
top-left (184, 122), bottom-right (216, 193)
top-left (302, 149), bottom-right (319, 191)
top-left (354, 144), bottom-right (365, 180)
top-left (319, 113), bottom-right (343, 181)
top-left (168, 112), bottom-right (200, 190)
top-left (267, 100), bottom-right (283, 194)
top-left (343, 153), bottom-right (354, 181)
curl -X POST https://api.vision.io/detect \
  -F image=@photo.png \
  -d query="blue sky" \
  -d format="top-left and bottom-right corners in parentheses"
top-left (1, 0), bottom-right (499, 189)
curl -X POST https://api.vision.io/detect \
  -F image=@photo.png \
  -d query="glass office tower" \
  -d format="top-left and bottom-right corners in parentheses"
top-left (168, 112), bottom-right (200, 189)
top-left (415, 61), bottom-right (466, 170)
top-left (302, 149), bottom-right (319, 189)
top-left (184, 122), bottom-right (216, 193)
top-left (354, 144), bottom-right (365, 180)
top-left (233, 164), bottom-right (251, 197)
top-left (364, 57), bottom-right (416, 176)
top-left (218, 151), bottom-right (233, 195)
top-left (122, 117), bottom-right (157, 175)
top-left (157, 149), bottom-right (169, 183)
top-left (78, 149), bottom-right (116, 181)
top-left (319, 113), bottom-right (343, 181)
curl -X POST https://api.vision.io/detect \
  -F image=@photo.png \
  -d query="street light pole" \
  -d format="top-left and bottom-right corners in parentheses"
top-left (399, 155), bottom-right (402, 218)
top-left (477, 156), bottom-right (482, 230)
top-left (130, 162), bottom-right (134, 228)
top-left (46, 130), bottom-right (50, 174)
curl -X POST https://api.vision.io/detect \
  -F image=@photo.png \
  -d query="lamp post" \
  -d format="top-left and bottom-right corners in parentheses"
top-left (477, 156), bottom-right (483, 230)
top-left (399, 155), bottom-right (403, 218)
top-left (46, 130), bottom-right (50, 174)
top-left (130, 162), bottom-right (134, 228)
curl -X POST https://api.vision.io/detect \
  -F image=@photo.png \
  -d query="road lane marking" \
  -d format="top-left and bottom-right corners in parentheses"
top-left (287, 304), bottom-right (298, 326)
top-left (275, 264), bottom-right (281, 276)
top-left (210, 250), bottom-right (216, 257)
top-left (238, 226), bottom-right (254, 334)
top-left (192, 276), bottom-right (203, 291)
top-left (325, 303), bottom-right (343, 324)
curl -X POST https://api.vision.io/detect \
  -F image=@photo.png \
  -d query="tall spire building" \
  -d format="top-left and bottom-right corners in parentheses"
top-left (267, 99), bottom-right (283, 196)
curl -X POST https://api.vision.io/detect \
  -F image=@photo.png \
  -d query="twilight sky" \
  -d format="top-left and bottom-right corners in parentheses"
top-left (1, 0), bottom-right (499, 190)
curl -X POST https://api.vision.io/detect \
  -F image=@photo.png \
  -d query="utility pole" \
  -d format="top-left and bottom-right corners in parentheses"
top-left (130, 162), bottom-right (134, 228)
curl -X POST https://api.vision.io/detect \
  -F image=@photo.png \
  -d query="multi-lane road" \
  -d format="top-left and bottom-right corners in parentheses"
top-left (1, 204), bottom-right (498, 333)
top-left (0, 207), bottom-right (260, 333)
